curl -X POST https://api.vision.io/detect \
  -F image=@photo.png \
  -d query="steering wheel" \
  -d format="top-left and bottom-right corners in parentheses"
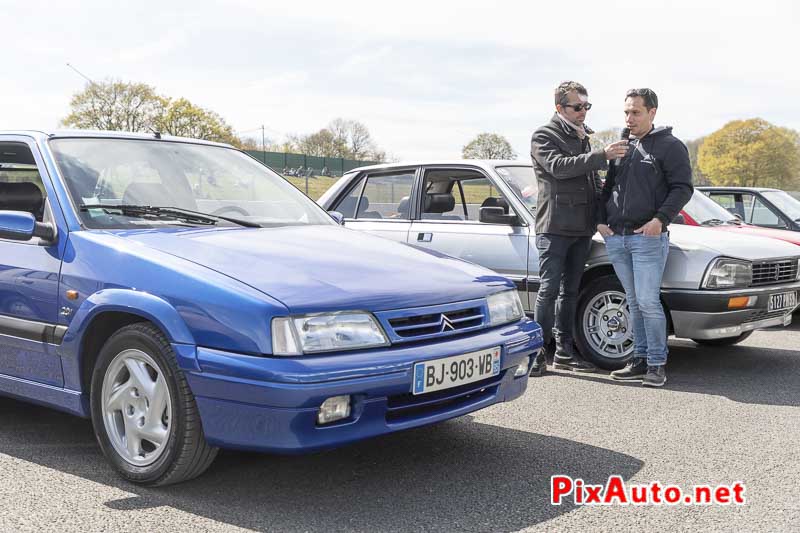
top-left (211, 205), bottom-right (251, 217)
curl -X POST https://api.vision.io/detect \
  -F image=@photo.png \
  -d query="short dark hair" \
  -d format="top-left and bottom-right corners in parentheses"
top-left (626, 88), bottom-right (658, 110)
top-left (555, 81), bottom-right (587, 107)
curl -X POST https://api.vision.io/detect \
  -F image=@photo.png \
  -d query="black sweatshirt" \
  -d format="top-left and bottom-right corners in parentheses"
top-left (599, 126), bottom-right (693, 233)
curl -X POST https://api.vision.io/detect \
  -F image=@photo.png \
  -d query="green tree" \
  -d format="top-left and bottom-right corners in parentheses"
top-left (61, 80), bottom-right (163, 132)
top-left (462, 133), bottom-right (516, 159)
top-left (591, 128), bottom-right (622, 150)
top-left (684, 137), bottom-right (709, 185)
top-left (154, 98), bottom-right (239, 145)
top-left (298, 128), bottom-right (348, 157)
top-left (62, 79), bottom-right (243, 146)
top-left (698, 118), bottom-right (800, 189)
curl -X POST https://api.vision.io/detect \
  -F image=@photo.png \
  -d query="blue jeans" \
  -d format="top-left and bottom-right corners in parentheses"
top-left (604, 233), bottom-right (670, 366)
top-left (534, 234), bottom-right (593, 346)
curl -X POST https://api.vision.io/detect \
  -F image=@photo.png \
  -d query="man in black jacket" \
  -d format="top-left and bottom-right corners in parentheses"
top-left (530, 81), bottom-right (628, 376)
top-left (598, 88), bottom-right (693, 387)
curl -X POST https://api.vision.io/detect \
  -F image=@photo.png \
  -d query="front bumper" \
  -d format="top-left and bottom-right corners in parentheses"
top-left (663, 282), bottom-right (800, 339)
top-left (183, 318), bottom-right (543, 453)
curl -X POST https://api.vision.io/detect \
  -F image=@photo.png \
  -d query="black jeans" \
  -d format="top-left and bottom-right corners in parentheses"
top-left (534, 234), bottom-right (593, 346)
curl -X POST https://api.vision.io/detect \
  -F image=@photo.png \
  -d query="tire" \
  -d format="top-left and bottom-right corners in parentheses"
top-left (90, 322), bottom-right (218, 486)
top-left (692, 331), bottom-right (753, 346)
top-left (575, 275), bottom-right (635, 370)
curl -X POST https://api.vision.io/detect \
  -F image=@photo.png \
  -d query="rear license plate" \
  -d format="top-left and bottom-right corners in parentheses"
top-left (768, 291), bottom-right (797, 312)
top-left (412, 347), bottom-right (501, 395)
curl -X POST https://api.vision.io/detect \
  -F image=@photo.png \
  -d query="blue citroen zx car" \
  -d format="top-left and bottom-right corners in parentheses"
top-left (0, 131), bottom-right (542, 485)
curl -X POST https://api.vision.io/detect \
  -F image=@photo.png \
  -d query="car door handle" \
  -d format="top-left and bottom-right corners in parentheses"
top-left (417, 232), bottom-right (432, 242)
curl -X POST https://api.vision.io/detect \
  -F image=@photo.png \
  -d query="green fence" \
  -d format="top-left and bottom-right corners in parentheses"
top-left (245, 150), bottom-right (379, 177)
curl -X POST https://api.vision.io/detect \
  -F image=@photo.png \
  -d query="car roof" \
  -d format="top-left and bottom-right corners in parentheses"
top-left (344, 159), bottom-right (531, 174)
top-left (697, 186), bottom-right (782, 193)
top-left (0, 129), bottom-right (234, 148)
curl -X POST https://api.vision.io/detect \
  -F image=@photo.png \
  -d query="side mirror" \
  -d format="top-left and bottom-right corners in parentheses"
top-left (672, 213), bottom-right (686, 225)
top-left (479, 206), bottom-right (519, 225)
top-left (328, 211), bottom-right (345, 225)
top-left (0, 211), bottom-right (57, 243)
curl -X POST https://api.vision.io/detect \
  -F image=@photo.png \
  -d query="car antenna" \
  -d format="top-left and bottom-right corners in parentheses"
top-left (148, 127), bottom-right (162, 139)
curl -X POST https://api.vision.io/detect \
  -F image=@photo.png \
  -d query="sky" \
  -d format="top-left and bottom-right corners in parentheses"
top-left (2, 0), bottom-right (798, 161)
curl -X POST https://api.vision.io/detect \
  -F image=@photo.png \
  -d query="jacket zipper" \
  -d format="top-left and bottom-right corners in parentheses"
top-left (619, 139), bottom-right (637, 220)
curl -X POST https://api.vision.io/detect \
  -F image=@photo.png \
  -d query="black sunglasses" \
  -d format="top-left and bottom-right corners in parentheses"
top-left (563, 102), bottom-right (592, 111)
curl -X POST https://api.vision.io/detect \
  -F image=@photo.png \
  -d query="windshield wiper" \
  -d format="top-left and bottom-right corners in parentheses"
top-left (80, 204), bottom-right (262, 228)
top-left (700, 218), bottom-right (726, 226)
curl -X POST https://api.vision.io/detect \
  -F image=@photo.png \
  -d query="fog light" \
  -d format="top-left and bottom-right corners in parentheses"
top-left (728, 296), bottom-right (757, 309)
top-left (317, 395), bottom-right (351, 425)
top-left (514, 355), bottom-right (532, 377)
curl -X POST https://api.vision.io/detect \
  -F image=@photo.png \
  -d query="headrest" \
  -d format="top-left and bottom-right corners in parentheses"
top-left (480, 197), bottom-right (509, 214)
top-left (122, 182), bottom-right (172, 206)
top-left (396, 196), bottom-right (410, 217)
top-left (0, 182), bottom-right (44, 215)
top-left (424, 193), bottom-right (455, 213)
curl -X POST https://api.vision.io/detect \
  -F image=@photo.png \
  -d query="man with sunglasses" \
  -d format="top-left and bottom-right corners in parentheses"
top-left (598, 88), bottom-right (693, 387)
top-left (529, 81), bottom-right (629, 376)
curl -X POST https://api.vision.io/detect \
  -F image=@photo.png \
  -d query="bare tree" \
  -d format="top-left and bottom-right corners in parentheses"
top-left (327, 118), bottom-right (381, 159)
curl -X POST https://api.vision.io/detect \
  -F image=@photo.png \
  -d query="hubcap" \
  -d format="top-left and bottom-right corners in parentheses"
top-left (583, 290), bottom-right (634, 360)
top-left (101, 349), bottom-right (172, 467)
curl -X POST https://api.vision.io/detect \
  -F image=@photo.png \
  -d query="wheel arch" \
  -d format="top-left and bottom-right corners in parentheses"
top-left (60, 289), bottom-right (196, 394)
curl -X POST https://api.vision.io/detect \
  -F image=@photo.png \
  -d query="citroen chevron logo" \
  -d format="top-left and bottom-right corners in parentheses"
top-left (441, 315), bottom-right (456, 332)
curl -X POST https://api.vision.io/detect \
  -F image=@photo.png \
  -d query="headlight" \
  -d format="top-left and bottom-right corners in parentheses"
top-left (702, 258), bottom-right (752, 289)
top-left (487, 290), bottom-right (525, 326)
top-left (271, 312), bottom-right (389, 355)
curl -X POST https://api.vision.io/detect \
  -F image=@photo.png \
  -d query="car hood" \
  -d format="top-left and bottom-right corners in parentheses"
top-left (113, 225), bottom-right (512, 313)
top-left (666, 225), bottom-right (800, 260)
top-left (706, 224), bottom-right (800, 246)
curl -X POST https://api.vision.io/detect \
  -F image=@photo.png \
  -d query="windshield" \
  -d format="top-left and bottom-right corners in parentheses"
top-left (762, 190), bottom-right (800, 221)
top-left (684, 190), bottom-right (738, 224)
top-left (50, 138), bottom-right (334, 229)
top-left (494, 166), bottom-right (537, 211)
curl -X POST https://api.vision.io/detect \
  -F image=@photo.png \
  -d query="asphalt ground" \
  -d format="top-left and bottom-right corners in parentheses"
top-left (1, 321), bottom-right (799, 532)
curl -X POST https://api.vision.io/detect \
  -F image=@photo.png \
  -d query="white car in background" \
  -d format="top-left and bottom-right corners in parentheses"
top-left (319, 160), bottom-right (800, 369)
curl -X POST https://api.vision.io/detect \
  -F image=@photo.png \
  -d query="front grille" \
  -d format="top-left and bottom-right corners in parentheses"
top-left (376, 299), bottom-right (488, 343)
top-left (389, 307), bottom-right (484, 338)
top-left (385, 372), bottom-right (503, 424)
top-left (751, 259), bottom-right (798, 286)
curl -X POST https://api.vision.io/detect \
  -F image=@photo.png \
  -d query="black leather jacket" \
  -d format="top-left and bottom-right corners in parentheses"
top-left (530, 114), bottom-right (608, 236)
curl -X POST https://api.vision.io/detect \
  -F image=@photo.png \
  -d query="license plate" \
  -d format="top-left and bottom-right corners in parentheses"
top-left (412, 347), bottom-right (501, 395)
top-left (769, 291), bottom-right (797, 312)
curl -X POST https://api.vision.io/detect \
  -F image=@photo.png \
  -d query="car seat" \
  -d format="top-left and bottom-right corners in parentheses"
top-left (0, 182), bottom-right (44, 221)
top-left (423, 193), bottom-right (461, 220)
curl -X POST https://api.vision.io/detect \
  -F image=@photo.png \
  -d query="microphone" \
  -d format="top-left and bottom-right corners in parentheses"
top-left (615, 127), bottom-right (631, 167)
